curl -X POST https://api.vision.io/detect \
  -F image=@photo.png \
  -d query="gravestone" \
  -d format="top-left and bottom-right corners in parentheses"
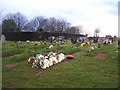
top-left (1, 35), bottom-right (6, 42)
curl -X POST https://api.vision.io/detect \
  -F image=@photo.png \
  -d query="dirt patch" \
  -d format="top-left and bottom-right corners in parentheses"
top-left (111, 74), bottom-right (120, 77)
top-left (4, 63), bottom-right (18, 68)
top-left (35, 71), bottom-right (45, 77)
top-left (94, 53), bottom-right (107, 60)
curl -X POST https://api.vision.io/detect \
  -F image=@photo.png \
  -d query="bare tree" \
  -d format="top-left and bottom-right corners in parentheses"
top-left (67, 26), bottom-right (82, 34)
top-left (56, 19), bottom-right (71, 33)
top-left (23, 21), bottom-right (34, 32)
top-left (13, 12), bottom-right (28, 31)
top-left (31, 16), bottom-right (46, 30)
top-left (24, 16), bottom-right (48, 32)
top-left (47, 17), bottom-right (57, 32)
top-left (2, 13), bottom-right (13, 21)
top-left (2, 12), bottom-right (72, 33)
top-left (3, 12), bottom-right (28, 31)
top-left (94, 28), bottom-right (100, 37)
top-left (78, 25), bottom-right (83, 34)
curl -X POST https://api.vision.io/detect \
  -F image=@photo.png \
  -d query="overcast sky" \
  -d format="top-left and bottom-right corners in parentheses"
top-left (0, 0), bottom-right (119, 37)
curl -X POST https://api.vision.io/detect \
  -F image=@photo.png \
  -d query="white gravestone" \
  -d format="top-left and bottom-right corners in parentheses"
top-left (1, 35), bottom-right (6, 42)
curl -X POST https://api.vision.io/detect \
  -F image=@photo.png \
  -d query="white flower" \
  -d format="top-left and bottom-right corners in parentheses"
top-left (90, 47), bottom-right (94, 50)
top-left (50, 56), bottom-right (58, 64)
top-left (58, 53), bottom-right (65, 62)
top-left (49, 45), bottom-right (54, 48)
top-left (26, 40), bottom-right (30, 43)
top-left (40, 60), bottom-right (46, 69)
top-left (45, 56), bottom-right (53, 66)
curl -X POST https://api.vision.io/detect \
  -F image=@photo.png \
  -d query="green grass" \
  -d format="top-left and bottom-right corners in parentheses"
top-left (2, 41), bottom-right (119, 88)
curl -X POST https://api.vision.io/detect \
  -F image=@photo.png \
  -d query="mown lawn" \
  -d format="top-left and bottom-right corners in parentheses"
top-left (2, 41), bottom-right (119, 88)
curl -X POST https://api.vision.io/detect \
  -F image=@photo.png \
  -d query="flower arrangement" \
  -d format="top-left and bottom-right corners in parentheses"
top-left (27, 52), bottom-right (66, 69)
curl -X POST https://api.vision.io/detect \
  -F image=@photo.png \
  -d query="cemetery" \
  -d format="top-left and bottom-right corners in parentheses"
top-left (0, 2), bottom-right (119, 88)
top-left (0, 0), bottom-right (118, 88)
top-left (2, 33), bottom-right (119, 88)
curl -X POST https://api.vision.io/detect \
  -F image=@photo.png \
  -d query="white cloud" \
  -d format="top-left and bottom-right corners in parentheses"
top-left (0, 0), bottom-right (118, 37)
